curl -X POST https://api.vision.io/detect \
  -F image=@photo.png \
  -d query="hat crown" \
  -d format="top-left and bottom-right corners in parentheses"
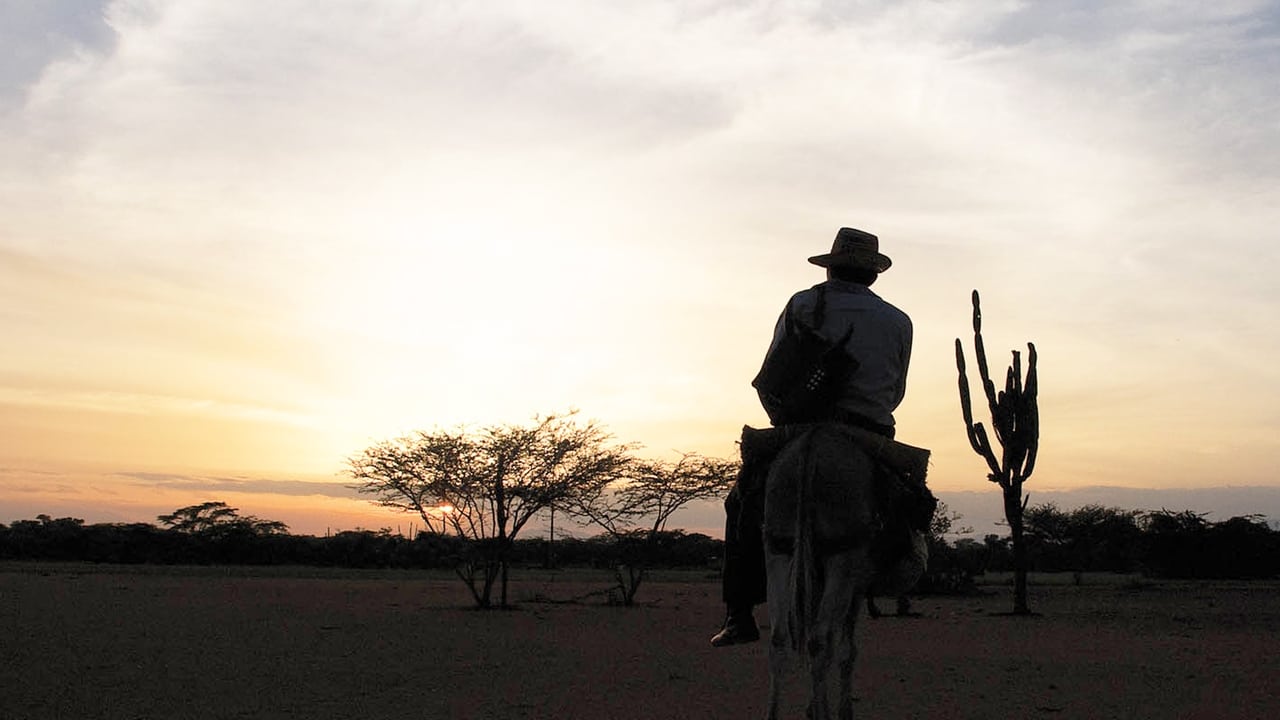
top-left (807, 227), bottom-right (892, 272)
top-left (832, 227), bottom-right (880, 255)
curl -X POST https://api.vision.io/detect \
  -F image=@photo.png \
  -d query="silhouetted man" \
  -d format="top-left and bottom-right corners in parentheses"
top-left (711, 227), bottom-right (913, 646)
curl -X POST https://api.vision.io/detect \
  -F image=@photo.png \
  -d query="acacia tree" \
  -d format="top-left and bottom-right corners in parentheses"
top-left (567, 452), bottom-right (738, 605)
top-left (347, 412), bottom-right (634, 608)
top-left (157, 501), bottom-right (289, 536)
top-left (956, 289), bottom-right (1039, 614)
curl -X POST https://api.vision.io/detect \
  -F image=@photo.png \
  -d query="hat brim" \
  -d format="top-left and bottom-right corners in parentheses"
top-left (808, 253), bottom-right (892, 273)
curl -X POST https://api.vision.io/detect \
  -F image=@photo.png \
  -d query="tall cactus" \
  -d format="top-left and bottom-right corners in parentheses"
top-left (955, 289), bottom-right (1039, 614)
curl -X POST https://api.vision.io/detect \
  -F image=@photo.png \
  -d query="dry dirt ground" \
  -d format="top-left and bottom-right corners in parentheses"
top-left (2, 563), bottom-right (1278, 720)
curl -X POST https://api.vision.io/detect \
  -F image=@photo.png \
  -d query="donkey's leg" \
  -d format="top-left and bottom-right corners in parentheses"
top-left (836, 593), bottom-right (863, 720)
top-left (765, 551), bottom-right (792, 720)
top-left (805, 551), bottom-right (861, 720)
top-left (836, 554), bottom-right (875, 720)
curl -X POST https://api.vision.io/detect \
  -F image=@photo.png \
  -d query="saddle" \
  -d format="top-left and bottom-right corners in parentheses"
top-left (739, 423), bottom-right (936, 563)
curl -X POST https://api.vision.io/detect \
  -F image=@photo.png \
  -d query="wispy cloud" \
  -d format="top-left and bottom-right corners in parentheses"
top-left (117, 471), bottom-right (356, 498)
top-left (0, 385), bottom-right (318, 426)
top-left (0, 0), bottom-right (116, 110)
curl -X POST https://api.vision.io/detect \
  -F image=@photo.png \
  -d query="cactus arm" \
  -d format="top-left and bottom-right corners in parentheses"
top-left (972, 424), bottom-right (1004, 480)
top-left (972, 291), bottom-right (1000, 420)
top-left (1020, 343), bottom-right (1039, 480)
top-left (1011, 349), bottom-right (1023, 395)
top-left (955, 339), bottom-right (979, 442)
top-left (956, 339), bottom-right (1003, 477)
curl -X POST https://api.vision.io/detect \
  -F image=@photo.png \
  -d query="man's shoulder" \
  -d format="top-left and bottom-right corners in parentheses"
top-left (783, 285), bottom-right (824, 314)
top-left (823, 281), bottom-right (912, 322)
top-left (868, 299), bottom-right (912, 342)
top-left (877, 296), bottom-right (913, 326)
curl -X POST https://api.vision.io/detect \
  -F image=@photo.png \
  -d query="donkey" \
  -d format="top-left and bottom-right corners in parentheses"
top-left (762, 423), bottom-right (930, 720)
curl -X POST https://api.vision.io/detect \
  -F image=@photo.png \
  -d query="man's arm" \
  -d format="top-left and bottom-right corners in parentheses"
top-left (893, 316), bottom-right (914, 408)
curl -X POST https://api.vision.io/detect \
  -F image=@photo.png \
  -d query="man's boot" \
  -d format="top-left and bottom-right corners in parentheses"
top-left (710, 607), bottom-right (760, 647)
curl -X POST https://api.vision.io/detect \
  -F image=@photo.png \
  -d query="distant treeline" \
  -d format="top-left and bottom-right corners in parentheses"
top-left (924, 504), bottom-right (1280, 587)
top-left (2, 502), bottom-right (1277, 582)
top-left (0, 513), bottom-right (722, 571)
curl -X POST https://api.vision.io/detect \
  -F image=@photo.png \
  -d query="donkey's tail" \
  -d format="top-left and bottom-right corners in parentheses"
top-left (785, 429), bottom-right (821, 656)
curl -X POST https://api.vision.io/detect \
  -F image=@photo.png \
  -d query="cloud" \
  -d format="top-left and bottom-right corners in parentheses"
top-left (9, 1), bottom-right (1274, 263)
top-left (0, 245), bottom-right (342, 421)
top-left (117, 471), bottom-right (357, 498)
top-left (0, 385), bottom-right (318, 427)
top-left (971, 0), bottom-right (1280, 185)
top-left (0, 0), bottom-right (116, 109)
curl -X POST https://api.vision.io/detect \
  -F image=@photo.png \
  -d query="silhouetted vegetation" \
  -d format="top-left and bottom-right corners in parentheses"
top-left (956, 289), bottom-right (1040, 613)
top-left (345, 411), bottom-right (634, 608)
top-left (915, 501), bottom-right (982, 594)
top-left (0, 510), bottom-right (722, 573)
top-left (2, 502), bottom-right (1274, 583)
top-left (566, 451), bottom-right (737, 604)
top-left (1024, 503), bottom-right (1144, 576)
top-left (345, 411), bottom-right (739, 608)
top-left (1140, 510), bottom-right (1280, 579)
top-left (907, 501), bottom-right (1279, 593)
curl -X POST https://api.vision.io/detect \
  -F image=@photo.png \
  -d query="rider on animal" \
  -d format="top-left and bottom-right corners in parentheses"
top-left (712, 226), bottom-right (918, 647)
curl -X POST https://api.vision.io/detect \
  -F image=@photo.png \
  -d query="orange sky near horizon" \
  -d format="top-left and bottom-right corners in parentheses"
top-left (3, 1), bottom-right (1279, 536)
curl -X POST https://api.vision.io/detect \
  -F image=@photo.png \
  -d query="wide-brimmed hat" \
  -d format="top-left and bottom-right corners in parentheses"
top-left (807, 227), bottom-right (892, 272)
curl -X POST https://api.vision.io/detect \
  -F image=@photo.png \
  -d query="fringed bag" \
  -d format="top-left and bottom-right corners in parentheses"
top-left (752, 288), bottom-right (858, 425)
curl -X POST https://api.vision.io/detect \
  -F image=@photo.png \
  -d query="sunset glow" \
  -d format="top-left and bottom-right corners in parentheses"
top-left (3, 1), bottom-right (1279, 536)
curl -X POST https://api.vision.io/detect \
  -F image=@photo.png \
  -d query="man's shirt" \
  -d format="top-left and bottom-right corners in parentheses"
top-left (763, 279), bottom-right (913, 428)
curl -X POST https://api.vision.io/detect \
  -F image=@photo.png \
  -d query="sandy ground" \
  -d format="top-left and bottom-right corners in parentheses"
top-left (2, 564), bottom-right (1277, 720)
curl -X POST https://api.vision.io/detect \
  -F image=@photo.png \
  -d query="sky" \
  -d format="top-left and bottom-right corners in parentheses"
top-left (2, 0), bottom-right (1278, 537)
